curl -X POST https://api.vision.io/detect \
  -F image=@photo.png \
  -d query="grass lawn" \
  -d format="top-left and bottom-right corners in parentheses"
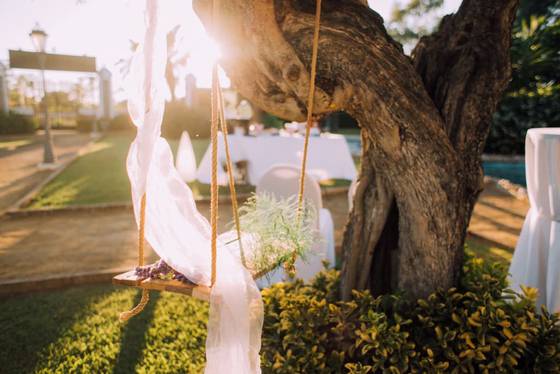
top-left (28, 133), bottom-right (352, 209)
top-left (0, 138), bottom-right (35, 151)
top-left (0, 284), bottom-right (208, 373)
top-left (465, 236), bottom-right (513, 265)
top-left (28, 133), bottom-right (210, 208)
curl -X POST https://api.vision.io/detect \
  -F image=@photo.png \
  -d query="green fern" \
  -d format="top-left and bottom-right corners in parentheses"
top-left (233, 193), bottom-right (317, 275)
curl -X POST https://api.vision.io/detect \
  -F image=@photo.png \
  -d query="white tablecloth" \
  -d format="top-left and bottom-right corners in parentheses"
top-left (196, 133), bottom-right (357, 185)
top-left (510, 128), bottom-right (560, 312)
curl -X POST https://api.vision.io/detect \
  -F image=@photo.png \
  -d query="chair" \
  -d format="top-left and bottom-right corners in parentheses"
top-left (175, 131), bottom-right (197, 183)
top-left (255, 165), bottom-right (335, 287)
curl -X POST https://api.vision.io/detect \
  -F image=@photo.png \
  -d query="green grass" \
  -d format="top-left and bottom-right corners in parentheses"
top-left (28, 134), bottom-right (209, 208)
top-left (0, 138), bottom-right (34, 151)
top-left (0, 284), bottom-right (208, 373)
top-left (465, 236), bottom-right (513, 265)
top-left (28, 133), bottom-right (353, 209)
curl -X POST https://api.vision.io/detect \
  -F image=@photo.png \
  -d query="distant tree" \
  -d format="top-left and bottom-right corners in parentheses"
top-left (388, 0), bottom-right (560, 155)
top-left (386, 0), bottom-right (444, 50)
top-left (165, 25), bottom-right (190, 102)
top-left (486, 0), bottom-right (560, 154)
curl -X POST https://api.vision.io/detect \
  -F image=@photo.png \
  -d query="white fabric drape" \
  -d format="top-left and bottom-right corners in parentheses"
top-left (176, 131), bottom-right (198, 183)
top-left (126, 2), bottom-right (263, 372)
top-left (509, 128), bottom-right (560, 313)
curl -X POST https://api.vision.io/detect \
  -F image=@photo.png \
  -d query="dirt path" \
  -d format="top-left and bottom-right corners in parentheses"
top-left (0, 186), bottom-right (528, 283)
top-left (0, 131), bottom-right (91, 213)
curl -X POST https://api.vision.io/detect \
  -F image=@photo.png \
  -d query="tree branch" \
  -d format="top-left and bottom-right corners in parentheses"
top-left (412, 0), bottom-right (519, 157)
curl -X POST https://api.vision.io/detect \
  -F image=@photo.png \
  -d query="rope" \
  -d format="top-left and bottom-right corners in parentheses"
top-left (297, 0), bottom-right (322, 212)
top-left (286, 0), bottom-right (322, 275)
top-left (119, 289), bottom-right (150, 322)
top-left (210, 63), bottom-right (219, 287)
top-left (119, 193), bottom-right (150, 321)
top-left (139, 194), bottom-right (147, 266)
top-left (217, 83), bottom-right (246, 267)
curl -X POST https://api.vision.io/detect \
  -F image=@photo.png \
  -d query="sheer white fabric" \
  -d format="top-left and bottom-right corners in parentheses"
top-left (509, 128), bottom-right (560, 312)
top-left (126, 2), bottom-right (263, 372)
top-left (176, 131), bottom-right (198, 183)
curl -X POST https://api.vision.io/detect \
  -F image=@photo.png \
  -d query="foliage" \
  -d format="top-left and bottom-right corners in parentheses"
top-left (261, 254), bottom-right (560, 373)
top-left (0, 111), bottom-right (36, 135)
top-left (237, 193), bottom-right (316, 276)
top-left (76, 116), bottom-right (96, 133)
top-left (385, 0), bottom-right (444, 50)
top-left (262, 112), bottom-right (286, 129)
top-left (165, 25), bottom-right (189, 102)
top-left (108, 113), bottom-right (134, 132)
top-left (161, 101), bottom-right (210, 139)
top-left (387, 0), bottom-right (560, 155)
top-left (486, 0), bottom-right (560, 154)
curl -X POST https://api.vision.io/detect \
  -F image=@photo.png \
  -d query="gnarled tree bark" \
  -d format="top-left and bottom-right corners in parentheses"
top-left (194, 0), bottom-right (518, 299)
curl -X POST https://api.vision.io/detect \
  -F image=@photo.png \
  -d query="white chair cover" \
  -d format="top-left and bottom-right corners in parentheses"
top-left (126, 2), bottom-right (262, 373)
top-left (255, 165), bottom-right (335, 287)
top-left (509, 128), bottom-right (560, 313)
top-left (175, 130), bottom-right (197, 182)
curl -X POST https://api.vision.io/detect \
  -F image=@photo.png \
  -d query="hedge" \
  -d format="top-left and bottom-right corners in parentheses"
top-left (0, 111), bottom-right (36, 135)
top-left (261, 254), bottom-right (560, 373)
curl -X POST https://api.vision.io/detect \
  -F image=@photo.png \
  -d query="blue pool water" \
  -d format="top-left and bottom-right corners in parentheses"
top-left (344, 135), bottom-right (526, 186)
top-left (482, 161), bottom-right (526, 187)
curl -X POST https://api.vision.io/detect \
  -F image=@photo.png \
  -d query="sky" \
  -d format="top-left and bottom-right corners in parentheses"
top-left (0, 0), bottom-right (461, 101)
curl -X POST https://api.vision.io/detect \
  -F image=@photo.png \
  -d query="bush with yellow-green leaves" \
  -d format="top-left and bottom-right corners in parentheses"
top-left (261, 255), bottom-right (560, 373)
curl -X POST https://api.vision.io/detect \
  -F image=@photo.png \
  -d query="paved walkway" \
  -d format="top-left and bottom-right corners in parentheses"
top-left (0, 185), bottom-right (527, 284)
top-left (469, 184), bottom-right (528, 250)
top-left (0, 131), bottom-right (91, 213)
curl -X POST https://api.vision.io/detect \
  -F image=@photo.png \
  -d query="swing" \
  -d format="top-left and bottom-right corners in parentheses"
top-left (113, 0), bottom-right (323, 320)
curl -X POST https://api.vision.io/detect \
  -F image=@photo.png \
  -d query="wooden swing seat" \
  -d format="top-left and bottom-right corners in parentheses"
top-left (113, 258), bottom-right (280, 300)
top-left (113, 270), bottom-right (212, 302)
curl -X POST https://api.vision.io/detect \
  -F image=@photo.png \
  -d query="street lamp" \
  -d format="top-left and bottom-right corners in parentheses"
top-left (30, 24), bottom-right (56, 166)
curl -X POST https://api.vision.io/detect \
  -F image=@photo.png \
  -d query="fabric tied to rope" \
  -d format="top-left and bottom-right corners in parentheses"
top-left (123, 1), bottom-right (263, 372)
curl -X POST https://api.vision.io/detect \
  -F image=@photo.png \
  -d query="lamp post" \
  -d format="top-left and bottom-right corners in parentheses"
top-left (30, 25), bottom-right (56, 166)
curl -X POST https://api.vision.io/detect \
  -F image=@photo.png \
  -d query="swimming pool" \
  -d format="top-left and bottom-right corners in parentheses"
top-left (482, 161), bottom-right (526, 186)
top-left (344, 135), bottom-right (526, 186)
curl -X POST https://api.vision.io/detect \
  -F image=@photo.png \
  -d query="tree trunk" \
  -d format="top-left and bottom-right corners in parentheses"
top-left (194, 0), bottom-right (518, 299)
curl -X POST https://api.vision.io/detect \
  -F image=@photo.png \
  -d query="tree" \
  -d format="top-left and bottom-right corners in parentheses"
top-left (165, 25), bottom-right (189, 102)
top-left (194, 0), bottom-right (518, 299)
top-left (386, 0), bottom-right (444, 50)
top-left (487, 0), bottom-right (560, 154)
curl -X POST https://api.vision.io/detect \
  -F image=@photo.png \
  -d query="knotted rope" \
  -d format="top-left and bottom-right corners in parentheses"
top-left (286, 0), bottom-right (322, 275)
top-left (120, 194), bottom-right (150, 322)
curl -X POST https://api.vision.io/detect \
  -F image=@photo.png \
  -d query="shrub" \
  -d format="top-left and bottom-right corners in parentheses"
top-left (261, 254), bottom-right (560, 373)
top-left (76, 116), bottom-right (96, 133)
top-left (107, 113), bottom-right (134, 132)
top-left (161, 101), bottom-right (210, 139)
top-left (0, 111), bottom-right (36, 135)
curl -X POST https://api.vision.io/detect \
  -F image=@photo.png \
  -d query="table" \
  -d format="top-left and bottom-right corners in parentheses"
top-left (509, 128), bottom-right (560, 312)
top-left (196, 133), bottom-right (357, 185)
